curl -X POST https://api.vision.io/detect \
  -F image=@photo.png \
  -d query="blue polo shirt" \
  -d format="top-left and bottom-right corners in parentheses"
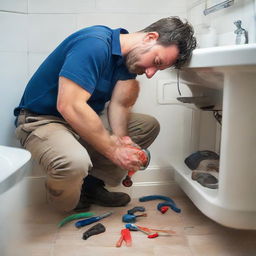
top-left (14, 25), bottom-right (136, 117)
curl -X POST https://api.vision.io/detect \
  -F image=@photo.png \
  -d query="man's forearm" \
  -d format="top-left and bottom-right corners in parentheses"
top-left (57, 76), bottom-right (142, 171)
top-left (107, 102), bottom-right (131, 137)
top-left (60, 101), bottom-right (116, 159)
top-left (107, 79), bottom-right (139, 138)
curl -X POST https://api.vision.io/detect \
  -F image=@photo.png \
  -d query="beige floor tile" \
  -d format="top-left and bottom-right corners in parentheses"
top-left (53, 245), bottom-right (154, 256)
top-left (187, 233), bottom-right (256, 256)
top-left (6, 242), bottom-right (53, 256)
top-left (19, 205), bottom-right (67, 228)
top-left (153, 244), bottom-right (193, 256)
top-left (132, 232), bottom-right (188, 248)
top-left (20, 223), bottom-right (57, 243)
top-left (7, 196), bottom-right (256, 256)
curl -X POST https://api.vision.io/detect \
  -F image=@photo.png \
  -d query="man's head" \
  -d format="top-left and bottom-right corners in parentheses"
top-left (125, 16), bottom-right (197, 78)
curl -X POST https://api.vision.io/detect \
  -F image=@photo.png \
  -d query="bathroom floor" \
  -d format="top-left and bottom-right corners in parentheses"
top-left (6, 195), bottom-right (256, 256)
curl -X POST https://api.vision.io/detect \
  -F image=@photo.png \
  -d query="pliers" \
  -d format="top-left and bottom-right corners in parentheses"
top-left (125, 223), bottom-right (176, 238)
top-left (116, 228), bottom-right (132, 247)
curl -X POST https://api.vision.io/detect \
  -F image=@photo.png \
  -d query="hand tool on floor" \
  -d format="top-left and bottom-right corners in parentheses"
top-left (139, 195), bottom-right (181, 214)
top-left (125, 223), bottom-right (158, 238)
top-left (122, 213), bottom-right (147, 223)
top-left (122, 148), bottom-right (151, 187)
top-left (127, 206), bottom-right (145, 215)
top-left (75, 211), bottom-right (113, 228)
top-left (116, 228), bottom-right (132, 247)
top-left (125, 223), bottom-right (176, 237)
top-left (148, 233), bottom-right (159, 238)
top-left (82, 223), bottom-right (106, 240)
top-left (136, 224), bottom-right (176, 236)
top-left (160, 206), bottom-right (169, 214)
top-left (157, 201), bottom-right (181, 213)
top-left (57, 212), bottom-right (95, 228)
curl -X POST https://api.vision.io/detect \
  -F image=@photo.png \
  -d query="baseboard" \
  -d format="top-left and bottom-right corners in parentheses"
top-left (109, 180), bottom-right (185, 198)
top-left (22, 166), bottom-right (185, 206)
top-left (107, 166), bottom-right (185, 198)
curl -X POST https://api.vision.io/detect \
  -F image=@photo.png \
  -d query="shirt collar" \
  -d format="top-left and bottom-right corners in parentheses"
top-left (112, 28), bottom-right (129, 57)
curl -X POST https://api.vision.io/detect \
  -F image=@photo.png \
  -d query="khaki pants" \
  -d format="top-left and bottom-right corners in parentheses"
top-left (15, 109), bottom-right (160, 212)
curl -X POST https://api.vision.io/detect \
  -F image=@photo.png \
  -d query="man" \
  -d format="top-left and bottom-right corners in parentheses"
top-left (14, 17), bottom-right (196, 212)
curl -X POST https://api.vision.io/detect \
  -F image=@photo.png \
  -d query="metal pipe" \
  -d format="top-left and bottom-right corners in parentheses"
top-left (204, 0), bottom-right (234, 15)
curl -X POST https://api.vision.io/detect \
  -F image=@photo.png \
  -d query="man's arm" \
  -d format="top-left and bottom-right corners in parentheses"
top-left (57, 76), bottom-right (142, 170)
top-left (107, 79), bottom-right (139, 138)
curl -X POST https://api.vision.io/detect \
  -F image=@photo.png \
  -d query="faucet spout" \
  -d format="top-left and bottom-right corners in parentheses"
top-left (234, 20), bottom-right (249, 44)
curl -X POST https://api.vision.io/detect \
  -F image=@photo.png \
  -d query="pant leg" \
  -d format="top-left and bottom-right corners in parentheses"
top-left (82, 112), bottom-right (160, 186)
top-left (15, 112), bottom-right (92, 212)
top-left (127, 113), bottom-right (160, 149)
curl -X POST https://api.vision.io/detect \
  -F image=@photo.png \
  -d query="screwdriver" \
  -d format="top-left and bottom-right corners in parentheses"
top-left (75, 212), bottom-right (113, 228)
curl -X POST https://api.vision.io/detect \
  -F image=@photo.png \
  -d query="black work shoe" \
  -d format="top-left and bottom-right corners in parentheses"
top-left (86, 187), bottom-right (131, 207)
top-left (82, 175), bottom-right (131, 207)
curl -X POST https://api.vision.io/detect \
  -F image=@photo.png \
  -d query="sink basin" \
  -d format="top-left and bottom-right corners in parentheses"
top-left (178, 44), bottom-right (256, 109)
top-left (0, 146), bottom-right (31, 194)
top-left (187, 44), bottom-right (256, 68)
top-left (180, 44), bottom-right (256, 90)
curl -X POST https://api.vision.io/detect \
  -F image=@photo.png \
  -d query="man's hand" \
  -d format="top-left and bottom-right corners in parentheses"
top-left (109, 135), bottom-right (142, 171)
top-left (111, 144), bottom-right (144, 171)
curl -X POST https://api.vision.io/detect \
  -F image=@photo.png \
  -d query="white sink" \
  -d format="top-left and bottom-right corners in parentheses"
top-left (178, 44), bottom-right (256, 109)
top-left (0, 146), bottom-right (31, 194)
top-left (187, 43), bottom-right (256, 68)
top-left (180, 44), bottom-right (256, 90)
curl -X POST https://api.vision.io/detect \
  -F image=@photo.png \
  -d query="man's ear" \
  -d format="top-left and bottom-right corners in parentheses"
top-left (143, 32), bottom-right (159, 43)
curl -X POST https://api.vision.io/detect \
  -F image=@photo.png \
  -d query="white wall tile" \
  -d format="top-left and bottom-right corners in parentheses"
top-left (133, 69), bottom-right (187, 166)
top-left (0, 52), bottom-right (28, 146)
top-left (0, 13), bottom-right (28, 52)
top-left (0, 0), bottom-right (27, 13)
top-left (1, 0), bottom-right (194, 180)
top-left (187, 0), bottom-right (256, 46)
top-left (188, 2), bottom-right (209, 27)
top-left (28, 52), bottom-right (49, 78)
top-left (28, 0), bottom-right (95, 13)
top-left (209, 0), bottom-right (254, 33)
top-left (187, 0), bottom-right (203, 8)
top-left (217, 31), bottom-right (235, 46)
top-left (209, 0), bottom-right (255, 44)
top-left (77, 12), bottom-right (187, 32)
top-left (28, 14), bottom-right (77, 52)
top-left (96, 0), bottom-right (187, 13)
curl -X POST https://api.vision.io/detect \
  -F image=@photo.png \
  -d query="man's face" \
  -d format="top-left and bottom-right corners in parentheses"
top-left (125, 43), bottom-right (179, 78)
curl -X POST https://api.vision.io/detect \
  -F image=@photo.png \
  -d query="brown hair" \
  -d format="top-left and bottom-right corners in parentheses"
top-left (140, 16), bottom-right (197, 68)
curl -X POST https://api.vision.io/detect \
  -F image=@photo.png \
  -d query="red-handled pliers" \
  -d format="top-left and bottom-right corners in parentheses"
top-left (116, 228), bottom-right (132, 247)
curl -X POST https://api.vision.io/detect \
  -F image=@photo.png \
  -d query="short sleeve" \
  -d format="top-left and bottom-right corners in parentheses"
top-left (114, 64), bottom-right (137, 82)
top-left (59, 37), bottom-right (109, 94)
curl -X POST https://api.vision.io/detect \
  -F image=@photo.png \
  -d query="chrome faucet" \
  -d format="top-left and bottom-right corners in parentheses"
top-left (234, 20), bottom-right (248, 44)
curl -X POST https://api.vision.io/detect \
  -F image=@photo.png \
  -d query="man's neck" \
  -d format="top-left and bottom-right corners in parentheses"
top-left (120, 32), bottom-right (145, 56)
